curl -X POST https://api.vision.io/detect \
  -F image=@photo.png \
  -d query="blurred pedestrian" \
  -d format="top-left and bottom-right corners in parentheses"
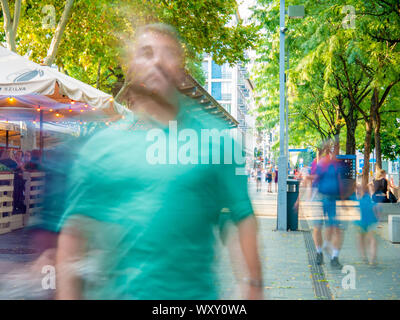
top-left (313, 140), bottom-right (345, 268)
top-left (274, 167), bottom-right (278, 192)
top-left (266, 168), bottom-right (272, 193)
top-left (355, 184), bottom-right (378, 265)
top-left (15, 150), bottom-right (24, 169)
top-left (256, 165), bottom-right (262, 192)
top-left (55, 23), bottom-right (263, 300)
top-left (24, 150), bottom-right (41, 171)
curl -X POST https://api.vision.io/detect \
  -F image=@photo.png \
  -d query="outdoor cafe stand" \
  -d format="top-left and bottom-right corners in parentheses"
top-left (0, 46), bottom-right (127, 234)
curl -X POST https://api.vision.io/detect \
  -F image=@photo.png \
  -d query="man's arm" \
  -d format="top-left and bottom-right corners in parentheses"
top-left (237, 215), bottom-right (263, 300)
top-left (55, 226), bottom-right (86, 300)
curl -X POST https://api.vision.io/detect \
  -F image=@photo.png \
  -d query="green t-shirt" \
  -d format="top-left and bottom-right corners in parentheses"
top-left (58, 95), bottom-right (253, 299)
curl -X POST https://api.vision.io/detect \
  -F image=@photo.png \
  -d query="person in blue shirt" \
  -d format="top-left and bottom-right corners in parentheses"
top-left (354, 184), bottom-right (378, 265)
top-left (313, 141), bottom-right (346, 268)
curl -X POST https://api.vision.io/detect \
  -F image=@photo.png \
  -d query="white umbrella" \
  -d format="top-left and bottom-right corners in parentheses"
top-left (0, 46), bottom-right (131, 154)
top-left (0, 46), bottom-right (115, 111)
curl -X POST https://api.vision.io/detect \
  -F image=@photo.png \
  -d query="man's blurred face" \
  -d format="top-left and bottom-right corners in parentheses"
top-left (127, 30), bottom-right (184, 100)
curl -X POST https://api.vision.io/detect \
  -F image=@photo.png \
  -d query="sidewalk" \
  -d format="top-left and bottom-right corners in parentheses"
top-left (236, 180), bottom-right (400, 300)
top-left (0, 180), bottom-right (399, 300)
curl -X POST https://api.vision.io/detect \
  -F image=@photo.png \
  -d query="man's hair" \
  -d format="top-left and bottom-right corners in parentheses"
top-left (135, 23), bottom-right (185, 55)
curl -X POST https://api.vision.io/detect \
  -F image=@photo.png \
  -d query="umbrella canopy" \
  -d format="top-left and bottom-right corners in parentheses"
top-left (0, 46), bottom-right (128, 119)
top-left (0, 94), bottom-right (112, 122)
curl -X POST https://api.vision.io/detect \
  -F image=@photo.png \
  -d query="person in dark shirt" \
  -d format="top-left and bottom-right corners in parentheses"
top-left (371, 169), bottom-right (390, 203)
top-left (0, 149), bottom-right (26, 214)
top-left (24, 150), bottom-right (41, 171)
top-left (0, 149), bottom-right (18, 170)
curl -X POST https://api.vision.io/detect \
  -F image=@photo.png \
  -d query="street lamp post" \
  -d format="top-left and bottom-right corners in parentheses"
top-left (277, 3), bottom-right (305, 231)
top-left (277, 0), bottom-right (287, 230)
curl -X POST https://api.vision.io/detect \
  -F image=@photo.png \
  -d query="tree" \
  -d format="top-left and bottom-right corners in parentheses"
top-left (251, 0), bottom-right (400, 188)
top-left (2, 0), bottom-right (258, 97)
top-left (0, 0), bottom-right (21, 51)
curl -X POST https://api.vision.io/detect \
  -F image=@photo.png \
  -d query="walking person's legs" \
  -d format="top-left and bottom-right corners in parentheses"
top-left (330, 226), bottom-right (343, 267)
top-left (367, 231), bottom-right (377, 265)
top-left (358, 232), bottom-right (367, 261)
top-left (313, 225), bottom-right (324, 265)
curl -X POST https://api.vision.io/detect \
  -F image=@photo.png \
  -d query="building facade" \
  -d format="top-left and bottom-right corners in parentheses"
top-left (201, 56), bottom-right (257, 165)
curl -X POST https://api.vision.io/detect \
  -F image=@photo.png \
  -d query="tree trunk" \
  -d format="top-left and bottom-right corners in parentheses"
top-left (96, 60), bottom-right (101, 89)
top-left (0, 0), bottom-right (17, 52)
top-left (362, 89), bottom-right (380, 188)
top-left (334, 130), bottom-right (341, 155)
top-left (362, 121), bottom-right (372, 189)
top-left (374, 112), bottom-right (382, 170)
top-left (344, 106), bottom-right (358, 155)
top-left (346, 126), bottom-right (356, 155)
top-left (43, 0), bottom-right (75, 66)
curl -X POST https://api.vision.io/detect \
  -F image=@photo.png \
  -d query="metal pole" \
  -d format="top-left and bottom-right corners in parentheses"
top-left (39, 109), bottom-right (43, 162)
top-left (285, 37), bottom-right (289, 164)
top-left (277, 0), bottom-right (288, 231)
top-left (6, 130), bottom-right (9, 150)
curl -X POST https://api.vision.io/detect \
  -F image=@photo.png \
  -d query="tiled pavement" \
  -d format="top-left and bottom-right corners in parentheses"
top-left (1, 180), bottom-right (399, 299)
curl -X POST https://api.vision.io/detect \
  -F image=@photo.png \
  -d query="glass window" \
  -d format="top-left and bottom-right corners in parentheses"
top-left (211, 82), bottom-right (221, 100)
top-left (221, 82), bottom-right (232, 100)
top-left (221, 64), bottom-right (232, 79)
top-left (211, 61), bottom-right (221, 79)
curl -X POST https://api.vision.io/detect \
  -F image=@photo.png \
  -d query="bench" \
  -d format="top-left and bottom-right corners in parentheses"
top-left (376, 203), bottom-right (400, 222)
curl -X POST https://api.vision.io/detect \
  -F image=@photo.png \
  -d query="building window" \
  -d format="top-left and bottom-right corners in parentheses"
top-left (211, 61), bottom-right (221, 79)
top-left (211, 82), bottom-right (221, 100)
top-left (221, 82), bottom-right (232, 100)
top-left (221, 64), bottom-right (232, 79)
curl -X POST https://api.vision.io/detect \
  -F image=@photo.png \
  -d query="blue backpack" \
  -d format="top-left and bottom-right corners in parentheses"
top-left (317, 162), bottom-right (341, 196)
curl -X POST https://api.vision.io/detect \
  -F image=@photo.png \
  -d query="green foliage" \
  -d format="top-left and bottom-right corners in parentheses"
top-left (1, 0), bottom-right (257, 94)
top-left (251, 0), bottom-right (400, 158)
